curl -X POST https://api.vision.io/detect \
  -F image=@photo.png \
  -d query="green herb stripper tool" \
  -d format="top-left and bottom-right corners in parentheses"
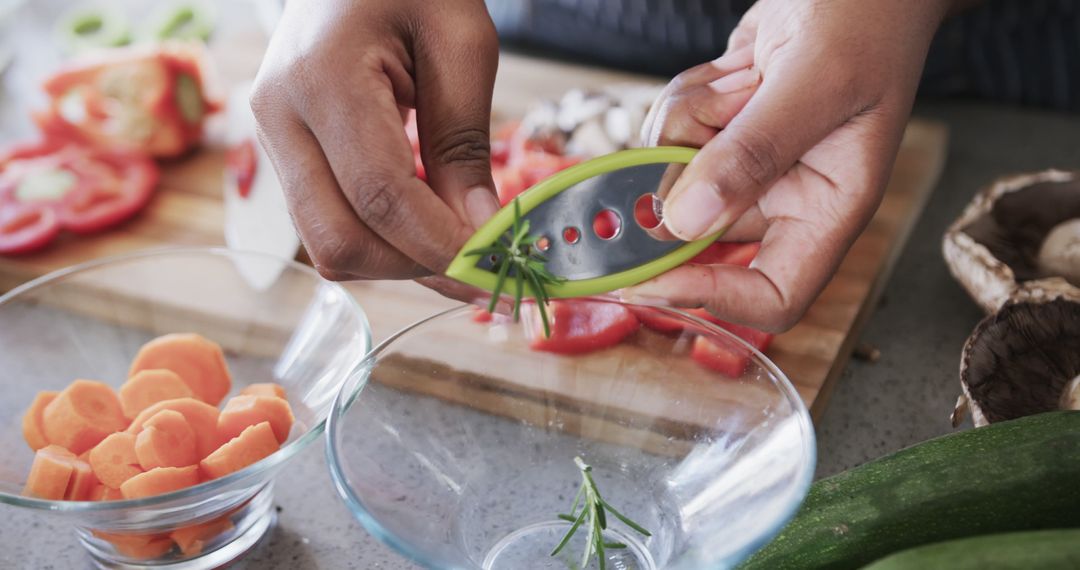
top-left (445, 146), bottom-right (722, 298)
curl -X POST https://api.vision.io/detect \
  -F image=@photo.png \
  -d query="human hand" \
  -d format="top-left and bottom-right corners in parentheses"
top-left (623, 0), bottom-right (951, 332)
top-left (251, 0), bottom-right (501, 281)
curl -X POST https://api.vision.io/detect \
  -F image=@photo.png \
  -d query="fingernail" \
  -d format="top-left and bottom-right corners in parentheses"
top-left (465, 186), bottom-right (500, 229)
top-left (664, 181), bottom-right (726, 240)
top-left (708, 67), bottom-right (760, 94)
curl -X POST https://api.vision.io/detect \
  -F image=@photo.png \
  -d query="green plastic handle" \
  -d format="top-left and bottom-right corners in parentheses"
top-left (445, 146), bottom-right (721, 299)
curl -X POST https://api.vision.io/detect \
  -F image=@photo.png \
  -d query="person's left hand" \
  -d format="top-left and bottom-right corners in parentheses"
top-left (621, 0), bottom-right (949, 332)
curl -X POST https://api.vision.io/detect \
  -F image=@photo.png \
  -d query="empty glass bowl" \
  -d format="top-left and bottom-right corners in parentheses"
top-left (0, 248), bottom-right (370, 569)
top-left (327, 299), bottom-right (815, 570)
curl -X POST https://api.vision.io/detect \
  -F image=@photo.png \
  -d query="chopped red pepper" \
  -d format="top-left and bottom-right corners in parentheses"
top-left (690, 335), bottom-right (753, 378)
top-left (225, 139), bottom-right (257, 199)
top-left (34, 43), bottom-right (218, 158)
top-left (529, 301), bottom-right (641, 355)
top-left (0, 141), bottom-right (158, 254)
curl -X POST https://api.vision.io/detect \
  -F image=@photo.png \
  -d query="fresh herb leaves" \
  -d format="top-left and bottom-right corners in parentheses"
top-left (466, 198), bottom-right (564, 337)
top-left (551, 456), bottom-right (652, 570)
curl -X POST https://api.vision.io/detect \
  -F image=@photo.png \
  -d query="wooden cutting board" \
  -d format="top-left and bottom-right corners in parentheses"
top-left (0, 42), bottom-right (948, 420)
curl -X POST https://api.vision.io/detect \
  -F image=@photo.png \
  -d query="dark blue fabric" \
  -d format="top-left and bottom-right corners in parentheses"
top-left (488, 0), bottom-right (1080, 111)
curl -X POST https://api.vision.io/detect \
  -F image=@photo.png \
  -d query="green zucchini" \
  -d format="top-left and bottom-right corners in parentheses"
top-left (739, 411), bottom-right (1080, 570)
top-left (861, 529), bottom-right (1080, 569)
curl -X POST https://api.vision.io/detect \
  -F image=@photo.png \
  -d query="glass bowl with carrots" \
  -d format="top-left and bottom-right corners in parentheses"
top-left (0, 248), bottom-right (370, 568)
top-left (327, 298), bottom-right (816, 570)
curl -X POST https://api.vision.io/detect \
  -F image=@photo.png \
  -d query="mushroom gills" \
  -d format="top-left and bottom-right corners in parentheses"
top-left (958, 297), bottom-right (1080, 426)
top-left (962, 180), bottom-right (1080, 281)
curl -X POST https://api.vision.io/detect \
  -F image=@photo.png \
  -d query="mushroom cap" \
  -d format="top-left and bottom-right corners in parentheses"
top-left (943, 170), bottom-right (1080, 313)
top-left (955, 285), bottom-right (1080, 427)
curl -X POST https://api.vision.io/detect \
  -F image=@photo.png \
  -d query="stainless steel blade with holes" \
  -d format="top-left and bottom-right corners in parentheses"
top-left (481, 162), bottom-right (687, 280)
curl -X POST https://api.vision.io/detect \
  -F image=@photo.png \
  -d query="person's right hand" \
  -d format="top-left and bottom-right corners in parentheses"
top-left (250, 0), bottom-right (502, 281)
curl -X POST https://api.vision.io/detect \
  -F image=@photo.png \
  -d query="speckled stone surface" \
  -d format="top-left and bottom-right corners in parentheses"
top-left (1, 102), bottom-right (1078, 569)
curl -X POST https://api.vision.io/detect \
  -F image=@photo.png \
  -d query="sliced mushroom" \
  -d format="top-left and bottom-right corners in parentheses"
top-left (516, 84), bottom-right (665, 154)
top-left (943, 170), bottom-right (1080, 313)
top-left (952, 284), bottom-right (1080, 427)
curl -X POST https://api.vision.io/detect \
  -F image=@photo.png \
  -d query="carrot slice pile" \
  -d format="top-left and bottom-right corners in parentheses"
top-left (15, 333), bottom-right (296, 562)
top-left (18, 332), bottom-right (296, 562)
top-left (128, 333), bottom-right (232, 406)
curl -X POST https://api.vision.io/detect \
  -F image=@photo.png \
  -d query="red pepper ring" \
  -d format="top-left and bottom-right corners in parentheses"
top-left (56, 151), bottom-right (159, 235)
top-left (0, 203), bottom-right (62, 255)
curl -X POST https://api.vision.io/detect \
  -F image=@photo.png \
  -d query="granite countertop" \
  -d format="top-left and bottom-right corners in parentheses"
top-left (1, 97), bottom-right (1078, 568)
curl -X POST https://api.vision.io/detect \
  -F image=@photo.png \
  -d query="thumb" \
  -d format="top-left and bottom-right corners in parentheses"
top-left (661, 62), bottom-right (852, 240)
top-left (413, 19), bottom-right (501, 230)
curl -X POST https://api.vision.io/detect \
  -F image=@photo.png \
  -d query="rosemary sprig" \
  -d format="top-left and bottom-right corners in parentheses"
top-left (465, 198), bottom-right (564, 337)
top-left (551, 456), bottom-right (652, 570)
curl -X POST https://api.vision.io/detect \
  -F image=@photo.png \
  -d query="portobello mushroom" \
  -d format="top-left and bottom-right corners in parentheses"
top-left (943, 170), bottom-right (1080, 313)
top-left (952, 284), bottom-right (1080, 427)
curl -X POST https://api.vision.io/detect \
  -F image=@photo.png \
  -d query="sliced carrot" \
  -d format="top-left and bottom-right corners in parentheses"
top-left (22, 391), bottom-right (58, 451)
top-left (23, 445), bottom-right (75, 500)
top-left (128, 333), bottom-right (232, 406)
top-left (93, 530), bottom-right (173, 560)
top-left (119, 369), bottom-right (193, 420)
top-left (200, 422), bottom-right (279, 480)
top-left (120, 465), bottom-right (200, 499)
top-left (65, 457), bottom-right (100, 501)
top-left (218, 395), bottom-right (294, 444)
top-left (114, 537), bottom-right (174, 560)
top-left (171, 516), bottom-right (234, 556)
top-left (239, 383), bottom-right (286, 400)
top-left (127, 398), bottom-right (222, 459)
top-left (89, 432), bottom-right (144, 488)
top-left (135, 410), bottom-right (197, 470)
top-left (42, 380), bottom-right (127, 455)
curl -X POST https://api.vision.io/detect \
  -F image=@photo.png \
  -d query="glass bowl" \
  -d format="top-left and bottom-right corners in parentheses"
top-left (327, 299), bottom-right (815, 570)
top-left (0, 248), bottom-right (370, 569)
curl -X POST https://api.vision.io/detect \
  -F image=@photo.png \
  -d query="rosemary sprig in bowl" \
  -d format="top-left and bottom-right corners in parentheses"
top-left (551, 456), bottom-right (652, 570)
top-left (465, 198), bottom-right (564, 337)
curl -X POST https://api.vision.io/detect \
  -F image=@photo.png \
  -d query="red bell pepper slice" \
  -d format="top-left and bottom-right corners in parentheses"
top-left (691, 335), bottom-right (750, 378)
top-left (0, 141), bottom-right (158, 253)
top-left (56, 150), bottom-right (158, 234)
top-left (529, 300), bottom-right (641, 355)
top-left (225, 139), bottom-right (257, 199)
top-left (35, 43), bottom-right (218, 158)
top-left (0, 203), bottom-right (62, 255)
